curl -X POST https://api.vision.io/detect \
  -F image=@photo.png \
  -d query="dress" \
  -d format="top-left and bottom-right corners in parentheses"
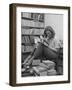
top-left (31, 36), bottom-right (60, 61)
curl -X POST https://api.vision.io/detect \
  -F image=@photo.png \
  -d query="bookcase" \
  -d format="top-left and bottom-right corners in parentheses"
top-left (21, 12), bottom-right (45, 62)
top-left (21, 12), bottom-right (45, 76)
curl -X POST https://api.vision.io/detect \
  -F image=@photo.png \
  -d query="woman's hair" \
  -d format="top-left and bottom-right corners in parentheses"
top-left (44, 26), bottom-right (55, 39)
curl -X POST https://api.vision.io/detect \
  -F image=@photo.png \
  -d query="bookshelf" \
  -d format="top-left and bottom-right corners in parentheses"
top-left (21, 12), bottom-right (45, 77)
top-left (21, 13), bottom-right (45, 76)
top-left (21, 12), bottom-right (45, 55)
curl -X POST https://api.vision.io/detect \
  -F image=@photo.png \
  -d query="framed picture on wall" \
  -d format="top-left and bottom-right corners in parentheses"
top-left (9, 3), bottom-right (70, 86)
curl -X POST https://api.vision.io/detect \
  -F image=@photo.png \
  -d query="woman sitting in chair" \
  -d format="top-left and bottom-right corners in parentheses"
top-left (23, 26), bottom-right (60, 67)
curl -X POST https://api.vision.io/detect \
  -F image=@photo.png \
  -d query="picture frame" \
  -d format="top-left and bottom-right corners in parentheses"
top-left (9, 3), bottom-right (70, 86)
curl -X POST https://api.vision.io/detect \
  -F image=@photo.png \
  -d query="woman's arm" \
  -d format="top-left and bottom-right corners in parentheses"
top-left (39, 36), bottom-right (49, 47)
top-left (42, 38), bottom-right (57, 52)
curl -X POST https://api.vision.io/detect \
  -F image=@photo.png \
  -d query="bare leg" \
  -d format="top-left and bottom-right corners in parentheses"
top-left (27, 55), bottom-right (35, 65)
top-left (23, 43), bottom-right (43, 65)
top-left (43, 45), bottom-right (58, 60)
top-left (23, 55), bottom-right (32, 65)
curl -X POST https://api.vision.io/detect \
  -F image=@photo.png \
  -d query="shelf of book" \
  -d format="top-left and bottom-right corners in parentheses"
top-left (22, 17), bottom-right (44, 22)
top-left (22, 26), bottom-right (44, 29)
top-left (21, 12), bottom-right (45, 60)
top-left (21, 12), bottom-right (44, 22)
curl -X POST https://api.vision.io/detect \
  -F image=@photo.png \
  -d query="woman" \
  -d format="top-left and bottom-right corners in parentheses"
top-left (23, 26), bottom-right (59, 66)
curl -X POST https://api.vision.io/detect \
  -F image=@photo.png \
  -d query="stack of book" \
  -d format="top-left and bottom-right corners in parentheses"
top-left (33, 66), bottom-right (47, 76)
top-left (42, 60), bottom-right (57, 75)
top-left (32, 60), bottom-right (57, 76)
top-left (32, 59), bottom-right (41, 66)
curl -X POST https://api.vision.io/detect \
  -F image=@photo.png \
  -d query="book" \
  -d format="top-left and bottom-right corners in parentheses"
top-left (24, 36), bottom-right (30, 44)
top-left (22, 45), bottom-right (24, 52)
top-left (22, 36), bottom-right (26, 43)
top-left (21, 12), bottom-right (31, 18)
top-left (32, 59), bottom-right (40, 65)
top-left (29, 36), bottom-right (35, 44)
top-left (47, 69), bottom-right (57, 75)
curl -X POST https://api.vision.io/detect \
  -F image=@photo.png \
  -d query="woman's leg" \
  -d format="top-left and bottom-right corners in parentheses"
top-left (43, 45), bottom-right (58, 72)
top-left (26, 43), bottom-right (44, 65)
top-left (43, 45), bottom-right (58, 60)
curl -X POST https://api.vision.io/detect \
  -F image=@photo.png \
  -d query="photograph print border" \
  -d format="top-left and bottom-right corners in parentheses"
top-left (9, 3), bottom-right (70, 86)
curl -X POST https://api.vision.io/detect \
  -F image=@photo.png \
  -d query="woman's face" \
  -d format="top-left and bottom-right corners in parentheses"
top-left (46, 30), bottom-right (52, 39)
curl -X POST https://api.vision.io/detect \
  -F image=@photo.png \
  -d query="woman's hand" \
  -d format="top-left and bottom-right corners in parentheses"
top-left (49, 47), bottom-right (57, 52)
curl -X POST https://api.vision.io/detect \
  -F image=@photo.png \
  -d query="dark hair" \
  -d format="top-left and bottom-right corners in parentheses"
top-left (44, 26), bottom-right (55, 39)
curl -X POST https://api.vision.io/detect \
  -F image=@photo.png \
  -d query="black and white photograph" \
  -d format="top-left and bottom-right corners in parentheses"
top-left (9, 3), bottom-right (70, 86)
top-left (21, 12), bottom-right (63, 77)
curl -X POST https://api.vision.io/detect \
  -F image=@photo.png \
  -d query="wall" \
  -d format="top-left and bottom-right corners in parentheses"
top-left (45, 14), bottom-right (63, 40)
top-left (0, 0), bottom-right (72, 90)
